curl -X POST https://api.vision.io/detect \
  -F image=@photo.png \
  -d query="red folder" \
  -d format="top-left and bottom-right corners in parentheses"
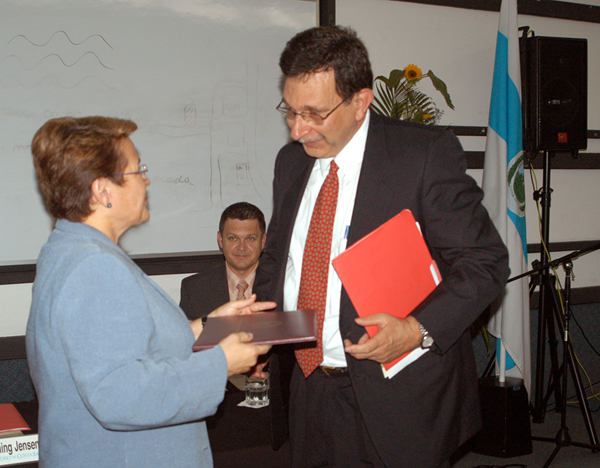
top-left (332, 209), bottom-right (441, 375)
top-left (0, 403), bottom-right (31, 434)
top-left (192, 310), bottom-right (317, 351)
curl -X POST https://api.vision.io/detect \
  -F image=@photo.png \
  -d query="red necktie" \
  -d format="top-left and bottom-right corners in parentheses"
top-left (295, 160), bottom-right (339, 378)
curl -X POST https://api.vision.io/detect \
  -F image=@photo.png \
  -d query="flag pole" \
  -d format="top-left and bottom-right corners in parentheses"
top-left (498, 341), bottom-right (506, 383)
top-left (481, 0), bottom-right (531, 396)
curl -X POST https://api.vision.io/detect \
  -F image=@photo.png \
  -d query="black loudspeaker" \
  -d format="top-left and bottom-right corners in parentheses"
top-left (472, 376), bottom-right (533, 458)
top-left (523, 36), bottom-right (587, 152)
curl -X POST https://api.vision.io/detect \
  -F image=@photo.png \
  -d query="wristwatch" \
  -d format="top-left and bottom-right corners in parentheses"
top-left (418, 322), bottom-right (434, 349)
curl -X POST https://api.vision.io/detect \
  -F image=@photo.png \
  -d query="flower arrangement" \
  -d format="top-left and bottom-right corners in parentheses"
top-left (371, 64), bottom-right (454, 125)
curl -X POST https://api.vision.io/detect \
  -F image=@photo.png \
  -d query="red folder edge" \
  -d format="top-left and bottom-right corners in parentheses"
top-left (0, 403), bottom-right (31, 433)
top-left (332, 209), bottom-right (441, 374)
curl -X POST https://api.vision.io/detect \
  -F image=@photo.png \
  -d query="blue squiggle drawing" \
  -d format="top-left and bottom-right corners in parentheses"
top-left (8, 30), bottom-right (113, 50)
top-left (2, 52), bottom-right (114, 70)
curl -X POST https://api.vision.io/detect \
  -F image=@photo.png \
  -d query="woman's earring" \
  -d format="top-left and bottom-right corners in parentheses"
top-left (107, 203), bottom-right (112, 208)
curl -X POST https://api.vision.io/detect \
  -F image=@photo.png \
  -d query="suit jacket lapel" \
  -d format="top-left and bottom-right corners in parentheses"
top-left (340, 114), bottom-right (401, 316)
top-left (273, 148), bottom-right (314, 305)
top-left (281, 161), bottom-right (312, 241)
top-left (348, 114), bottom-right (400, 244)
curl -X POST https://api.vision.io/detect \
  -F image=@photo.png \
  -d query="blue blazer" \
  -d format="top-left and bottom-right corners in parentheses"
top-left (27, 220), bottom-right (228, 467)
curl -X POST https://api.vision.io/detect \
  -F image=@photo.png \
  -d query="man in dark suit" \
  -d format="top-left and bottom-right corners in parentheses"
top-left (180, 202), bottom-right (266, 320)
top-left (254, 26), bottom-right (509, 468)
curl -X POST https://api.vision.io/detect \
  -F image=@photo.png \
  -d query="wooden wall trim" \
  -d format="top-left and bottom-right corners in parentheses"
top-left (465, 151), bottom-right (600, 170)
top-left (318, 0), bottom-right (336, 26)
top-left (0, 336), bottom-right (27, 361)
top-left (454, 127), bottom-right (600, 169)
top-left (130, 251), bottom-right (222, 276)
top-left (3, 241), bottom-right (600, 285)
top-left (450, 127), bottom-right (600, 140)
top-left (0, 252), bottom-right (222, 285)
top-left (321, 0), bottom-right (600, 26)
top-left (389, 0), bottom-right (600, 24)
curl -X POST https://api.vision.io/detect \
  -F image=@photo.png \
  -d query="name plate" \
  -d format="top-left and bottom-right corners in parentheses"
top-left (0, 434), bottom-right (39, 466)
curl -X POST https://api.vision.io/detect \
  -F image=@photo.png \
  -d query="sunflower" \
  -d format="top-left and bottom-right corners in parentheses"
top-left (371, 66), bottom-right (454, 124)
top-left (404, 64), bottom-right (422, 81)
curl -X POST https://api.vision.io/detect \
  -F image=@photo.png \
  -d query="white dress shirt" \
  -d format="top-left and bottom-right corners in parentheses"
top-left (284, 111), bottom-right (370, 367)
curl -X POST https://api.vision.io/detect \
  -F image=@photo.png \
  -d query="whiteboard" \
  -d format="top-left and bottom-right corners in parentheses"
top-left (0, 0), bottom-right (315, 263)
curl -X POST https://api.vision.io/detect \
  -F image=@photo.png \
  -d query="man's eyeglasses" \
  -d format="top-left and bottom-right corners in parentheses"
top-left (276, 99), bottom-right (345, 125)
top-left (116, 164), bottom-right (149, 181)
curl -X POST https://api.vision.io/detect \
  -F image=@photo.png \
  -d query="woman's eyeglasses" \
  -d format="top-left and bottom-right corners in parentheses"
top-left (116, 164), bottom-right (149, 180)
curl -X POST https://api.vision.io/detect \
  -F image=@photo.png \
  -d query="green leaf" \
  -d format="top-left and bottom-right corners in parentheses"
top-left (372, 66), bottom-right (454, 124)
top-left (373, 82), bottom-right (395, 117)
top-left (374, 75), bottom-right (392, 88)
top-left (370, 101), bottom-right (385, 115)
top-left (426, 70), bottom-right (455, 110)
top-left (388, 69), bottom-right (405, 88)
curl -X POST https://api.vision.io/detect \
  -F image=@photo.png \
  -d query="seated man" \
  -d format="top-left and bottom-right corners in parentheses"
top-left (180, 202), bottom-right (266, 320)
top-left (181, 203), bottom-right (288, 462)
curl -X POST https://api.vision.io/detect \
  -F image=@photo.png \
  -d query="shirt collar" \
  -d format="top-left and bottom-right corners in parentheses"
top-left (225, 261), bottom-right (258, 284)
top-left (317, 109), bottom-right (370, 179)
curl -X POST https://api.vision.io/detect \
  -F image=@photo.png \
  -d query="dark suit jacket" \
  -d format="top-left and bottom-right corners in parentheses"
top-left (179, 262), bottom-right (229, 321)
top-left (255, 112), bottom-right (509, 468)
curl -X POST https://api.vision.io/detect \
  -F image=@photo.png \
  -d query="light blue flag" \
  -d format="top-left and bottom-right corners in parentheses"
top-left (482, 0), bottom-right (531, 395)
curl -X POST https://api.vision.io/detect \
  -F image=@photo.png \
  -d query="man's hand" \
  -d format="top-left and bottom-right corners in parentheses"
top-left (210, 295), bottom-right (277, 317)
top-left (248, 359), bottom-right (269, 380)
top-left (190, 296), bottom-right (277, 339)
top-left (343, 314), bottom-right (422, 363)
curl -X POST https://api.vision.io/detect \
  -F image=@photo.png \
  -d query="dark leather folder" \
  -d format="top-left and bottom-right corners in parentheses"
top-left (192, 310), bottom-right (317, 351)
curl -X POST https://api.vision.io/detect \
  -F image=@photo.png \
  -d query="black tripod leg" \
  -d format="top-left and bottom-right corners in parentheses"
top-left (533, 151), bottom-right (554, 422)
top-left (542, 445), bottom-right (563, 468)
top-left (533, 274), bottom-right (565, 421)
top-left (536, 264), bottom-right (599, 468)
top-left (539, 320), bottom-right (571, 468)
top-left (565, 337), bottom-right (600, 449)
top-left (537, 278), bottom-right (565, 415)
top-left (546, 280), bottom-right (565, 411)
top-left (550, 278), bottom-right (600, 450)
top-left (533, 279), bottom-right (547, 421)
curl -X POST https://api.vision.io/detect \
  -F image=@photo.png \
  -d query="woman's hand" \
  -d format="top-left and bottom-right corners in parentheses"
top-left (219, 332), bottom-right (272, 376)
top-left (209, 294), bottom-right (276, 318)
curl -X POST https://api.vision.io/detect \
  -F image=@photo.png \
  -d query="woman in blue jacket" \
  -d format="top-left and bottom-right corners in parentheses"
top-left (26, 116), bottom-right (272, 467)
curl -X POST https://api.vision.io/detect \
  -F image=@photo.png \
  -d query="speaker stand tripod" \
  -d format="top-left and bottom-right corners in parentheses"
top-left (528, 149), bottom-right (584, 422)
top-left (520, 247), bottom-right (600, 467)
top-left (513, 148), bottom-right (599, 466)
